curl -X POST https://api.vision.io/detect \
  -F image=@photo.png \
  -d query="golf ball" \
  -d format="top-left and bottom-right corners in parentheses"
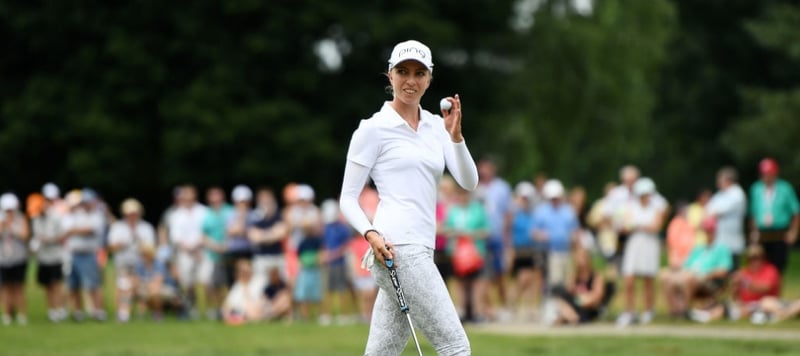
top-left (440, 98), bottom-right (452, 111)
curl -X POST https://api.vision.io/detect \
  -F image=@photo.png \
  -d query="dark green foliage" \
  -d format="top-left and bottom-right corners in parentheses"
top-left (0, 0), bottom-right (799, 216)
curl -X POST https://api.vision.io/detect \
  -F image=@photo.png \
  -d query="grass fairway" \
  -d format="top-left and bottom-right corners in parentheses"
top-left (2, 321), bottom-right (798, 356)
top-left (2, 251), bottom-right (799, 355)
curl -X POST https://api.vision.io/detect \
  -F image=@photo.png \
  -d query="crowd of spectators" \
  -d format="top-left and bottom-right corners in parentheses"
top-left (0, 157), bottom-right (799, 328)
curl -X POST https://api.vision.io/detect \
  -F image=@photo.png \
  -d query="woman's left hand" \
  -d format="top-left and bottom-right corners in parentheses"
top-left (441, 94), bottom-right (464, 143)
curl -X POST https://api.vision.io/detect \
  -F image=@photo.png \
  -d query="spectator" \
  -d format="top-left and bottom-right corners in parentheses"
top-left (569, 186), bottom-right (595, 252)
top-left (435, 175), bottom-right (457, 282)
top-left (31, 184), bottom-right (68, 322)
top-left (168, 185), bottom-right (209, 317)
top-left (443, 185), bottom-right (490, 323)
top-left (349, 235), bottom-right (377, 323)
top-left (603, 165), bottom-right (641, 273)
top-left (706, 167), bottom-right (747, 269)
top-left (294, 223), bottom-right (323, 322)
top-left (476, 157), bottom-right (513, 313)
top-left (108, 198), bottom-right (156, 322)
top-left (156, 187), bottom-right (181, 263)
top-left (134, 246), bottom-right (178, 321)
top-left (226, 185), bottom-right (255, 288)
top-left (687, 188), bottom-right (713, 245)
top-left (689, 244), bottom-right (780, 323)
top-left (587, 182), bottom-right (619, 262)
top-left (201, 186), bottom-right (233, 320)
top-left (0, 193), bottom-right (30, 326)
top-left (663, 218), bottom-right (732, 321)
top-left (284, 184), bottom-right (322, 283)
top-left (749, 158), bottom-right (800, 275)
top-left (248, 188), bottom-right (288, 284)
top-left (263, 267), bottom-right (292, 322)
top-left (532, 180), bottom-right (578, 287)
top-left (616, 178), bottom-right (667, 327)
top-left (551, 247), bottom-right (606, 325)
top-left (509, 182), bottom-right (545, 321)
top-left (530, 172), bottom-right (549, 209)
top-left (222, 259), bottom-right (267, 325)
top-left (62, 189), bottom-right (106, 322)
top-left (750, 297), bottom-right (800, 324)
top-left (660, 202), bottom-right (700, 317)
top-left (319, 199), bottom-right (356, 325)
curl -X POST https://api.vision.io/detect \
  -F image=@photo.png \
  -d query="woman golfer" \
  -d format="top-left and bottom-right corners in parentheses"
top-left (340, 40), bottom-right (478, 355)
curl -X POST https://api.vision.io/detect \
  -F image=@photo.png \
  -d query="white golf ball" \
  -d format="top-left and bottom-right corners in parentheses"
top-left (440, 98), bottom-right (452, 111)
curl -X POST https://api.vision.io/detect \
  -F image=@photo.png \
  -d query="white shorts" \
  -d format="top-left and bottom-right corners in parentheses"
top-left (622, 234), bottom-right (660, 277)
top-left (252, 254), bottom-right (287, 286)
top-left (176, 250), bottom-right (213, 289)
top-left (548, 251), bottom-right (572, 286)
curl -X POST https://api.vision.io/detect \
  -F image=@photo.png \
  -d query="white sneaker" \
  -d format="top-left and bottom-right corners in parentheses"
top-left (318, 314), bottom-right (333, 326)
top-left (616, 312), bottom-right (634, 328)
top-left (750, 311), bottom-right (768, 325)
top-left (639, 311), bottom-right (654, 325)
top-left (2, 314), bottom-right (11, 326)
top-left (16, 314), bottom-right (27, 326)
top-left (689, 309), bottom-right (711, 323)
top-left (727, 303), bottom-right (741, 321)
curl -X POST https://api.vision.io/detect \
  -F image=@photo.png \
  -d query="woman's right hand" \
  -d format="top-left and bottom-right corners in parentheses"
top-left (366, 230), bottom-right (395, 266)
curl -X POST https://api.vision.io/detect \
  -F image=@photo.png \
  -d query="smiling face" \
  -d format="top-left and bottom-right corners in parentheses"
top-left (388, 60), bottom-right (431, 106)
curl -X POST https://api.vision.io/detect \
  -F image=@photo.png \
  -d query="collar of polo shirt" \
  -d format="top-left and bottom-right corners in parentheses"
top-left (378, 102), bottom-right (436, 128)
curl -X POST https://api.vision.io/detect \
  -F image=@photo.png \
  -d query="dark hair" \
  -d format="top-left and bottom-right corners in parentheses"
top-left (718, 166), bottom-right (738, 183)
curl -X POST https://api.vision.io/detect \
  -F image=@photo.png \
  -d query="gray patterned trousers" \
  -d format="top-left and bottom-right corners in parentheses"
top-left (365, 244), bottom-right (471, 356)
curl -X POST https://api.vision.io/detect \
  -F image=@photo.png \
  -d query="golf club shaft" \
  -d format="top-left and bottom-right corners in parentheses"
top-left (385, 259), bottom-right (423, 356)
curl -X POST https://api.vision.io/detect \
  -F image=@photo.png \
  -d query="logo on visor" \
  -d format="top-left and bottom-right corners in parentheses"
top-left (398, 47), bottom-right (427, 59)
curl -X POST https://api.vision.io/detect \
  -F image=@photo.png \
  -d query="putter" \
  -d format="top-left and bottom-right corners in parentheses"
top-left (385, 257), bottom-right (423, 356)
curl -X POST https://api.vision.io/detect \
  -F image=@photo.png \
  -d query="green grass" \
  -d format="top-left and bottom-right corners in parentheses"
top-left (1, 321), bottom-right (798, 356)
top-left (1, 251), bottom-right (799, 355)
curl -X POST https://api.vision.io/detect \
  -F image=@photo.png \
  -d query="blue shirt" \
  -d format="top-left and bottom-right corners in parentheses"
top-left (323, 222), bottom-right (352, 266)
top-left (135, 260), bottom-right (168, 283)
top-left (480, 178), bottom-right (512, 240)
top-left (531, 202), bottom-right (578, 253)
top-left (511, 208), bottom-right (538, 249)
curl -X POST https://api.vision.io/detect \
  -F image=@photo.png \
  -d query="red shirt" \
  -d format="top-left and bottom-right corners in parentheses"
top-left (737, 263), bottom-right (781, 303)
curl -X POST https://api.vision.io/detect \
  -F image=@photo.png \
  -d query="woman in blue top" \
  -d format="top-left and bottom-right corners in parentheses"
top-left (509, 182), bottom-right (546, 320)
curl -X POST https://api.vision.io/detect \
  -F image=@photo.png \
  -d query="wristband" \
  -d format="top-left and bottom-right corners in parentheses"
top-left (364, 229), bottom-right (380, 241)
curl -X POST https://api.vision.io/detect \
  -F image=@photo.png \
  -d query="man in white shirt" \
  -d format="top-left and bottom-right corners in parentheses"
top-left (706, 167), bottom-right (747, 268)
top-left (168, 185), bottom-right (209, 314)
top-left (62, 189), bottom-right (106, 321)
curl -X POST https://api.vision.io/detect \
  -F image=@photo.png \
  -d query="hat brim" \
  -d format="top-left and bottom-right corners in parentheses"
top-left (388, 59), bottom-right (433, 73)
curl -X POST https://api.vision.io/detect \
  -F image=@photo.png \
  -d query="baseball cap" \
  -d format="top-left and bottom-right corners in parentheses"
top-left (231, 185), bottom-right (253, 203)
top-left (515, 181), bottom-right (536, 198)
top-left (388, 40), bottom-right (434, 73)
top-left (0, 193), bottom-right (19, 211)
top-left (702, 216), bottom-right (717, 233)
top-left (296, 184), bottom-right (315, 202)
top-left (633, 177), bottom-right (656, 196)
top-left (759, 158), bottom-right (779, 175)
top-left (542, 180), bottom-right (565, 200)
top-left (42, 182), bottom-right (60, 200)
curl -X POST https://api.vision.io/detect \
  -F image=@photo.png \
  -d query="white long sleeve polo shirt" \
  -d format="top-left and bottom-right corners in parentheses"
top-left (340, 102), bottom-right (478, 248)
